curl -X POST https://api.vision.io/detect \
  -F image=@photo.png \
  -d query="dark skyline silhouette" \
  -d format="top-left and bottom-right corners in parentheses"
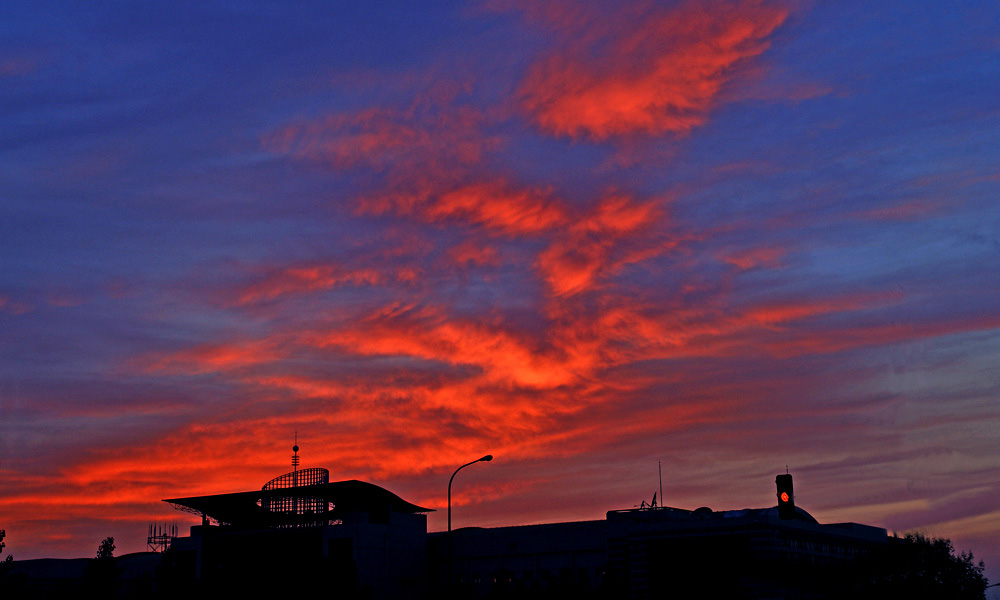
top-left (0, 469), bottom-right (989, 599)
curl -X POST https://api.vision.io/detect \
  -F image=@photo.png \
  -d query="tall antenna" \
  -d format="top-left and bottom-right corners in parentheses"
top-left (146, 522), bottom-right (177, 553)
top-left (658, 461), bottom-right (663, 508)
top-left (292, 432), bottom-right (301, 513)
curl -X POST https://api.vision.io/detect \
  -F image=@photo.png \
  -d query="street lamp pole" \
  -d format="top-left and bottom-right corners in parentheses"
top-left (447, 454), bottom-right (493, 593)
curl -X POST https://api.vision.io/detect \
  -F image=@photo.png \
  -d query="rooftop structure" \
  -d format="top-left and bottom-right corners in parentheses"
top-left (165, 477), bottom-right (432, 529)
top-left (162, 444), bottom-right (432, 598)
top-left (165, 442), bottom-right (432, 529)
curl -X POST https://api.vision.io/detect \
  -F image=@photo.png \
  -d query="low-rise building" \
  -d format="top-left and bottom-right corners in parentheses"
top-left (164, 467), bottom-right (431, 599)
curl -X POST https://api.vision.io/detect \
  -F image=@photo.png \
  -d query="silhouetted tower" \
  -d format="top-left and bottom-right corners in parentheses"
top-left (776, 473), bottom-right (795, 519)
top-left (292, 434), bottom-right (300, 513)
top-left (146, 522), bottom-right (177, 552)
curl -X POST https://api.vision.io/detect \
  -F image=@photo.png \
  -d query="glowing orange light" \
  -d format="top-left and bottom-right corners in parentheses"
top-left (780, 492), bottom-right (790, 503)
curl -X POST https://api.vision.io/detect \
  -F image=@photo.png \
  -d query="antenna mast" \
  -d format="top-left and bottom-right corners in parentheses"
top-left (658, 461), bottom-right (663, 508)
top-left (292, 432), bottom-right (301, 514)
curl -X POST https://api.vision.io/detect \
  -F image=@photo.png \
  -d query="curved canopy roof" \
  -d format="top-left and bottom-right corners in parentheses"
top-left (165, 479), bottom-right (432, 528)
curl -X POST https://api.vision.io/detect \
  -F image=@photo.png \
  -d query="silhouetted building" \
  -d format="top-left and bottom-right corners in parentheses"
top-left (430, 519), bottom-right (610, 598)
top-left (605, 504), bottom-right (886, 599)
top-left (2, 468), bottom-right (895, 600)
top-left (430, 475), bottom-right (888, 599)
top-left (164, 459), bottom-right (432, 599)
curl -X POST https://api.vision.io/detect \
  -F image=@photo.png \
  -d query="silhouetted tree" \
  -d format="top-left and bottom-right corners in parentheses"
top-left (0, 529), bottom-right (11, 567)
top-left (85, 536), bottom-right (120, 596)
top-left (96, 536), bottom-right (116, 560)
top-left (843, 532), bottom-right (987, 600)
top-left (0, 528), bottom-right (22, 595)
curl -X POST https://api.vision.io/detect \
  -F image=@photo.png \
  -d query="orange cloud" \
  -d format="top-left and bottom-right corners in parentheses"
top-left (264, 72), bottom-right (576, 239)
top-left (542, 288), bottom-right (907, 370)
top-left (742, 294), bottom-right (889, 328)
top-left (34, 373), bottom-right (617, 516)
top-left (537, 194), bottom-right (668, 295)
top-left (757, 309), bottom-right (1000, 358)
top-left (519, 0), bottom-right (789, 140)
top-left (429, 181), bottom-right (569, 234)
top-left (7, 277), bottom-right (976, 559)
top-left (234, 263), bottom-right (389, 305)
top-left (140, 339), bottom-right (286, 374)
top-left (360, 176), bottom-right (570, 236)
top-left (306, 304), bottom-right (584, 390)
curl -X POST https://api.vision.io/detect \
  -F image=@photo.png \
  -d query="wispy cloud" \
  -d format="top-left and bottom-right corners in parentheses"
top-left (515, 0), bottom-right (789, 140)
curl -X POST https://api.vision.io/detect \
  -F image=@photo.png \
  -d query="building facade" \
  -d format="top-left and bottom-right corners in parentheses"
top-left (165, 470), bottom-right (431, 599)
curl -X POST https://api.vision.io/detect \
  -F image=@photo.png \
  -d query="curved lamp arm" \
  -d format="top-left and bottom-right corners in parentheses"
top-left (448, 455), bottom-right (493, 533)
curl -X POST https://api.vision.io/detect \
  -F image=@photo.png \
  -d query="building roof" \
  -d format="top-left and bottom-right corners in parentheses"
top-left (607, 504), bottom-right (817, 524)
top-left (165, 479), bottom-right (432, 528)
top-left (606, 505), bottom-right (887, 544)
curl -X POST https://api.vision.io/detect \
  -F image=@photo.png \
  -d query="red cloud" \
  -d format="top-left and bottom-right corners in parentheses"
top-left (447, 240), bottom-right (501, 268)
top-left (263, 102), bottom-right (496, 170)
top-left (721, 246), bottom-right (785, 270)
top-left (757, 308), bottom-right (1000, 358)
top-left (234, 263), bottom-right (390, 305)
top-left (852, 198), bottom-right (947, 221)
top-left (265, 84), bottom-right (572, 237)
top-left (360, 176), bottom-right (570, 236)
top-left (537, 194), bottom-right (668, 296)
top-left (0, 294), bottom-right (32, 315)
top-left (139, 339), bottom-right (286, 374)
top-left (428, 181), bottom-right (569, 233)
top-left (306, 304), bottom-right (583, 390)
top-left (518, 1), bottom-right (789, 140)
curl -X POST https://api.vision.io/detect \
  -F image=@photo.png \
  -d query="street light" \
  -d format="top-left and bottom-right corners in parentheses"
top-left (448, 455), bottom-right (493, 533)
top-left (447, 454), bottom-right (493, 592)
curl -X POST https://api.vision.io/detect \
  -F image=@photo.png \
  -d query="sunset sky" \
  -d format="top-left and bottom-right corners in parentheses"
top-left (2, 0), bottom-right (999, 582)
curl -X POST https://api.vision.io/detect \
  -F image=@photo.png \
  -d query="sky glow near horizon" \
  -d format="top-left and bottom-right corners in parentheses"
top-left (2, 0), bottom-right (999, 581)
